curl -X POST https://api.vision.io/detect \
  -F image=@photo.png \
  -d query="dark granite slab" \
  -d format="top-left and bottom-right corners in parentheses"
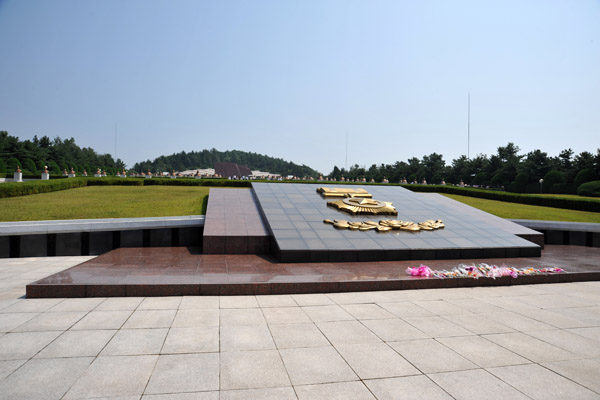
top-left (252, 183), bottom-right (541, 262)
top-left (26, 245), bottom-right (600, 297)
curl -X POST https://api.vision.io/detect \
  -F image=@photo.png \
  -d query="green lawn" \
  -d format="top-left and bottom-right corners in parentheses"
top-left (0, 186), bottom-right (217, 221)
top-left (443, 193), bottom-right (600, 223)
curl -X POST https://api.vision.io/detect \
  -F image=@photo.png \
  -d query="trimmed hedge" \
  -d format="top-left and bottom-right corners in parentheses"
top-left (0, 178), bottom-right (87, 198)
top-left (401, 184), bottom-right (600, 212)
top-left (3, 177), bottom-right (598, 211)
top-left (577, 180), bottom-right (600, 198)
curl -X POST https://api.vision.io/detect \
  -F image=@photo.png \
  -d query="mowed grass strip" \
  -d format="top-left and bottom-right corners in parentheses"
top-left (443, 193), bottom-right (600, 223)
top-left (0, 186), bottom-right (220, 221)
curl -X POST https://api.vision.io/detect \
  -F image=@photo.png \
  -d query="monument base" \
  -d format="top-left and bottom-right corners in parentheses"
top-left (94, 174), bottom-right (102, 178)
top-left (13, 172), bottom-right (22, 182)
top-left (68, 174), bottom-right (76, 178)
top-left (41, 173), bottom-right (49, 180)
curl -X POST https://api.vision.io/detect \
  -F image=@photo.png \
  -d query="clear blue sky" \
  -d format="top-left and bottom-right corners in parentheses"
top-left (1, 0), bottom-right (598, 174)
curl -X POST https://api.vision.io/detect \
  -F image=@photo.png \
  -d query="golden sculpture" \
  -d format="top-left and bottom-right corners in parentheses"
top-left (327, 197), bottom-right (398, 216)
top-left (323, 219), bottom-right (444, 232)
top-left (316, 187), bottom-right (372, 198)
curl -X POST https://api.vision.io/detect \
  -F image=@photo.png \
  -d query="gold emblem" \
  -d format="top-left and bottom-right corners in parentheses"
top-left (317, 187), bottom-right (372, 198)
top-left (328, 197), bottom-right (398, 215)
top-left (324, 219), bottom-right (444, 232)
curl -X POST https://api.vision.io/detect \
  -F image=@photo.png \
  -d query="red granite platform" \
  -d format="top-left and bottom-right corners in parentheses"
top-left (26, 245), bottom-right (600, 297)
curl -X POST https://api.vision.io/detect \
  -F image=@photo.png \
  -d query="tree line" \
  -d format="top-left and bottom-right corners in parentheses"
top-left (328, 143), bottom-right (600, 194)
top-left (0, 131), bottom-right (125, 176)
top-left (133, 148), bottom-right (318, 178)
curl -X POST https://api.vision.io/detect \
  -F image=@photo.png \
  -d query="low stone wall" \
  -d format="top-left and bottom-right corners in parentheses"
top-left (0, 216), bottom-right (204, 258)
top-left (510, 219), bottom-right (600, 248)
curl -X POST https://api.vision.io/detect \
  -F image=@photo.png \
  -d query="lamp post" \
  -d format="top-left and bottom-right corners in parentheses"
top-left (539, 178), bottom-right (544, 194)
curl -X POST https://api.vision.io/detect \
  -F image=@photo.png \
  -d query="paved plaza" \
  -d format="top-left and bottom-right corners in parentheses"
top-left (1, 256), bottom-right (600, 399)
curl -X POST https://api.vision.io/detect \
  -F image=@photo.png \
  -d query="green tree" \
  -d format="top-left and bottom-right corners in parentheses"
top-left (23, 158), bottom-right (38, 174)
top-left (6, 157), bottom-right (21, 172)
top-left (0, 158), bottom-right (6, 174)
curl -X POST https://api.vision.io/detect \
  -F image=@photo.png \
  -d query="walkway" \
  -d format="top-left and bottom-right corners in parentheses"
top-left (1, 256), bottom-right (599, 399)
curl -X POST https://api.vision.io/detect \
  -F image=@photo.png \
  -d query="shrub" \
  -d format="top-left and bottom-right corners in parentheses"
top-left (574, 168), bottom-right (597, 188)
top-left (0, 178), bottom-right (87, 198)
top-left (23, 159), bottom-right (38, 175)
top-left (6, 157), bottom-right (21, 172)
top-left (47, 161), bottom-right (61, 174)
top-left (401, 184), bottom-right (600, 212)
top-left (510, 173), bottom-right (529, 193)
top-left (0, 158), bottom-right (6, 174)
top-left (577, 180), bottom-right (600, 197)
top-left (86, 178), bottom-right (143, 186)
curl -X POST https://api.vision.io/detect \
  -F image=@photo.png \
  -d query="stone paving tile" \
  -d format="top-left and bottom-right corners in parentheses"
top-left (123, 309), bottom-right (176, 329)
top-left (291, 293), bottom-right (334, 306)
top-left (377, 301), bottom-right (435, 318)
top-left (279, 346), bottom-right (358, 385)
top-left (445, 298), bottom-right (507, 314)
top-left (220, 324), bottom-right (276, 352)
top-left (0, 299), bottom-right (20, 311)
top-left (317, 321), bottom-right (382, 345)
top-left (295, 381), bottom-right (376, 400)
top-left (220, 308), bottom-right (266, 326)
top-left (95, 297), bottom-right (144, 311)
top-left (101, 328), bottom-right (168, 356)
top-left (567, 326), bottom-right (600, 343)
top-left (13, 311), bottom-right (86, 332)
top-left (513, 307), bottom-right (590, 329)
top-left (365, 375), bottom-right (453, 400)
top-left (361, 318), bottom-right (429, 342)
top-left (220, 296), bottom-right (259, 309)
top-left (256, 295), bottom-right (297, 308)
top-left (301, 305), bottom-right (354, 322)
top-left (480, 310), bottom-right (556, 331)
top-left (542, 358), bottom-right (600, 394)
top-left (161, 327), bottom-right (219, 354)
top-left (171, 309), bottom-right (219, 327)
top-left (143, 392), bottom-right (218, 399)
top-left (430, 368), bottom-right (531, 400)
top-left (526, 328), bottom-right (600, 358)
top-left (441, 313), bottom-right (515, 335)
top-left (269, 322), bottom-right (330, 349)
top-left (413, 300), bottom-right (473, 316)
top-left (262, 307), bottom-right (311, 324)
top-left (220, 387), bottom-right (297, 400)
top-left (145, 353), bottom-right (219, 395)
top-left (1, 299), bottom-right (63, 313)
top-left (138, 297), bottom-right (182, 310)
top-left (484, 332), bottom-right (580, 363)
top-left (402, 316), bottom-right (474, 338)
top-left (488, 363), bottom-right (599, 400)
top-left (516, 294), bottom-right (592, 309)
top-left (551, 306), bottom-right (600, 326)
top-left (70, 310), bottom-right (133, 330)
top-left (0, 331), bottom-right (62, 360)
top-left (47, 297), bottom-right (105, 312)
top-left (64, 355), bottom-right (158, 399)
top-left (220, 350), bottom-right (290, 390)
top-left (0, 359), bottom-right (26, 380)
top-left (0, 312), bottom-right (39, 332)
top-left (389, 338), bottom-right (477, 373)
top-left (341, 304), bottom-right (396, 320)
top-left (0, 356), bottom-right (93, 400)
top-left (335, 342), bottom-right (420, 379)
top-left (437, 335), bottom-right (530, 368)
top-left (36, 329), bottom-right (116, 358)
top-left (179, 296), bottom-right (219, 309)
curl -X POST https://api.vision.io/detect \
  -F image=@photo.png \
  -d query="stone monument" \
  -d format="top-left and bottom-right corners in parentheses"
top-left (13, 166), bottom-right (22, 182)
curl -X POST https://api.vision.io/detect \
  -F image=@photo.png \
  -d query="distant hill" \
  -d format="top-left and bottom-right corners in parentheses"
top-left (133, 149), bottom-right (319, 177)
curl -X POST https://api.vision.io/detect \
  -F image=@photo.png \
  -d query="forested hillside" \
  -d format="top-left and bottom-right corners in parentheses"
top-left (133, 149), bottom-right (318, 177)
top-left (0, 131), bottom-right (124, 175)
